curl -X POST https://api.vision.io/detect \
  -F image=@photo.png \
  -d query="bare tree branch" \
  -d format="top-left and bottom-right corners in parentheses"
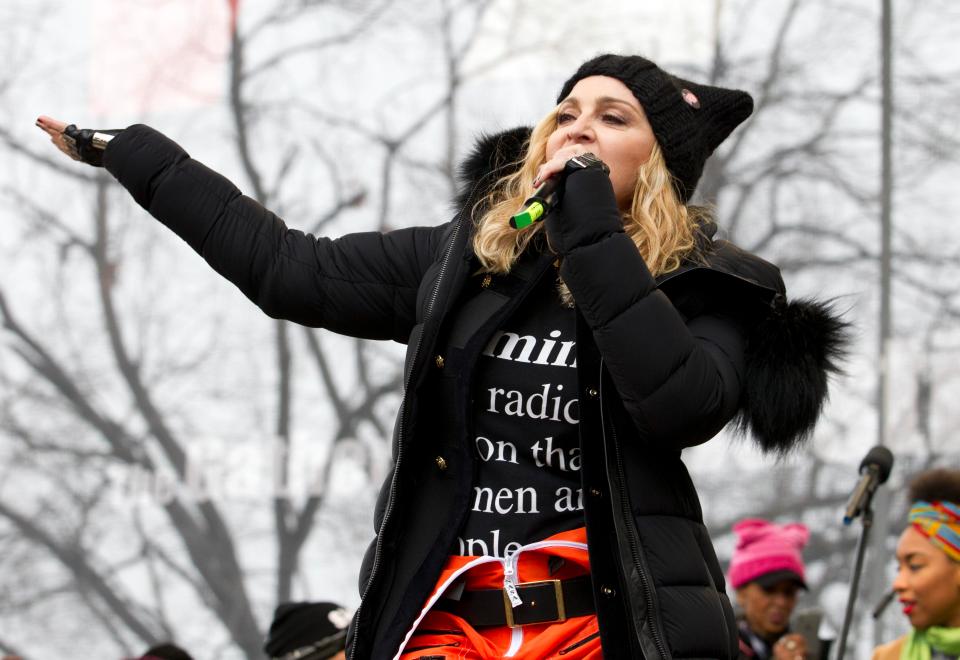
top-left (244, 0), bottom-right (393, 79)
top-left (0, 499), bottom-right (162, 645)
top-left (0, 126), bottom-right (99, 183)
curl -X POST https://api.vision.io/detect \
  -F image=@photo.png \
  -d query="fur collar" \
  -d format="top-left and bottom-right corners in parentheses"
top-left (454, 126), bottom-right (532, 212)
top-left (455, 128), bottom-right (849, 454)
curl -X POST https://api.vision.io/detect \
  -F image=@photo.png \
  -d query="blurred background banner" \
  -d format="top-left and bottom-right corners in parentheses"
top-left (88, 0), bottom-right (231, 115)
top-left (0, 0), bottom-right (958, 657)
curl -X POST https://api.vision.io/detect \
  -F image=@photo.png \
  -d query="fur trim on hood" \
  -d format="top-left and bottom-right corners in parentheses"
top-left (454, 126), bottom-right (532, 211)
top-left (455, 127), bottom-right (849, 454)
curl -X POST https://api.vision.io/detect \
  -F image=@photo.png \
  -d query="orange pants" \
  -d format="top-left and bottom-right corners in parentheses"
top-left (396, 528), bottom-right (602, 659)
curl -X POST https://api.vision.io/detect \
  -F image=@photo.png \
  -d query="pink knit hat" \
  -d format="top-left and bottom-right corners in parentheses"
top-left (728, 518), bottom-right (810, 590)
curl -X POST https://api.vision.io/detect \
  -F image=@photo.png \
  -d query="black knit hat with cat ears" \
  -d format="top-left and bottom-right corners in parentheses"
top-left (557, 53), bottom-right (753, 202)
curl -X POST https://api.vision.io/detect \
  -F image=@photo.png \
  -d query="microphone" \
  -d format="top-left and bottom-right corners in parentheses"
top-left (843, 446), bottom-right (894, 525)
top-left (872, 589), bottom-right (897, 619)
top-left (509, 152), bottom-right (609, 230)
top-left (509, 176), bottom-right (562, 230)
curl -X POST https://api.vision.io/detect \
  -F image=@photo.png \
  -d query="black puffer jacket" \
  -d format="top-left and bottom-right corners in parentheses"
top-left (103, 125), bottom-right (845, 660)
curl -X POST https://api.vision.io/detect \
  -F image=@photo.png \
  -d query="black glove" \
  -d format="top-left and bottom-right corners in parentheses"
top-left (61, 125), bottom-right (123, 167)
top-left (545, 155), bottom-right (622, 255)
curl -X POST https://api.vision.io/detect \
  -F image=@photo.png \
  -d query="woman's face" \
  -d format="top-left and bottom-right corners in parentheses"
top-left (545, 75), bottom-right (657, 209)
top-left (893, 526), bottom-right (960, 629)
top-left (736, 579), bottom-right (800, 637)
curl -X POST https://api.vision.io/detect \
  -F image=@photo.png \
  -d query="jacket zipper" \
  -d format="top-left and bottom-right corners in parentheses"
top-left (598, 359), bottom-right (669, 660)
top-left (558, 631), bottom-right (600, 655)
top-left (348, 179), bottom-right (482, 660)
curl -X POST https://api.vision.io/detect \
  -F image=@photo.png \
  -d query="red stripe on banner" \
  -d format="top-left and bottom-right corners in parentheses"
top-left (228, 0), bottom-right (240, 34)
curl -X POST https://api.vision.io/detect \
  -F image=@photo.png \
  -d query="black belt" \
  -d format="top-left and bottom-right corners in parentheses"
top-left (434, 575), bottom-right (595, 627)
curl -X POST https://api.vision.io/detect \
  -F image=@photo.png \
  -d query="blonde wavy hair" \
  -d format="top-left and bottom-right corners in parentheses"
top-left (472, 108), bottom-right (711, 278)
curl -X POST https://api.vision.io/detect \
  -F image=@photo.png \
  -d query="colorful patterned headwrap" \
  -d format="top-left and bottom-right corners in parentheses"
top-left (908, 500), bottom-right (960, 562)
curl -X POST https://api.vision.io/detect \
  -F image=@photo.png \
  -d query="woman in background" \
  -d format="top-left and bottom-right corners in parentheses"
top-left (729, 519), bottom-right (830, 660)
top-left (873, 468), bottom-right (960, 660)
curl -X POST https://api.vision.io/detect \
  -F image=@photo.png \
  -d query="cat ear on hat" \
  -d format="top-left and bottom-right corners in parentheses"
top-left (732, 518), bottom-right (778, 546)
top-left (669, 75), bottom-right (754, 152)
top-left (782, 522), bottom-right (811, 548)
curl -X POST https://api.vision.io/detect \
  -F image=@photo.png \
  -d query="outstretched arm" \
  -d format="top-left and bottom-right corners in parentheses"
top-left (36, 118), bottom-right (447, 342)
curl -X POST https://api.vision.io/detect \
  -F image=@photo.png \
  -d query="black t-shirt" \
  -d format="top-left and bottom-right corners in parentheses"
top-left (452, 275), bottom-right (582, 557)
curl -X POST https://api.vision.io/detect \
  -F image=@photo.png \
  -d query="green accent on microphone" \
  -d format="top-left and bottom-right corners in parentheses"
top-left (509, 200), bottom-right (545, 229)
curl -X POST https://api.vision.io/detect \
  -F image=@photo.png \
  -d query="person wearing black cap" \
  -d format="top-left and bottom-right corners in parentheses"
top-left (264, 601), bottom-right (350, 660)
top-left (37, 52), bottom-right (845, 659)
top-left (136, 642), bottom-right (194, 660)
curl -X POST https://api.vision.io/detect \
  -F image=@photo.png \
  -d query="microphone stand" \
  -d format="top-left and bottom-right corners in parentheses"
top-left (836, 502), bottom-right (874, 660)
